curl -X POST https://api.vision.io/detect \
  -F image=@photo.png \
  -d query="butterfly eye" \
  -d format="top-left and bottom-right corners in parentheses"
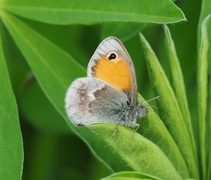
top-left (108, 52), bottom-right (117, 60)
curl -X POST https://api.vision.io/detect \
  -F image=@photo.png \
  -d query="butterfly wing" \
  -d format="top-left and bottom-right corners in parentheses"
top-left (65, 77), bottom-right (130, 126)
top-left (87, 37), bottom-right (138, 105)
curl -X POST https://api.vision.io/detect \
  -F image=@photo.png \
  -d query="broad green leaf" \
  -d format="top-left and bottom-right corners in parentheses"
top-left (1, 0), bottom-right (186, 24)
top-left (0, 23), bottom-right (23, 179)
top-left (138, 96), bottom-right (189, 178)
top-left (197, 1), bottom-right (211, 179)
top-left (20, 21), bottom-right (99, 67)
top-left (197, 15), bottom-right (211, 180)
top-left (139, 33), bottom-right (199, 179)
top-left (0, 22), bottom-right (30, 94)
top-left (92, 124), bottom-right (182, 180)
top-left (1, 12), bottom-right (132, 172)
top-left (163, 25), bottom-right (196, 156)
top-left (101, 171), bottom-right (163, 180)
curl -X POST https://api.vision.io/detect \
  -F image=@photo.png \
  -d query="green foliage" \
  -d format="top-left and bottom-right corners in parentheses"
top-left (0, 0), bottom-right (210, 180)
top-left (0, 25), bottom-right (23, 180)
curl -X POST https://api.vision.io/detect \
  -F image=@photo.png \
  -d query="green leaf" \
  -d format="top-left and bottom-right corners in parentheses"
top-left (208, 82), bottom-right (211, 179)
top-left (198, 0), bottom-right (211, 33)
top-left (163, 25), bottom-right (196, 156)
top-left (139, 33), bottom-right (199, 179)
top-left (208, 62), bottom-right (211, 180)
top-left (197, 14), bottom-right (211, 180)
top-left (0, 22), bottom-right (30, 94)
top-left (0, 22), bottom-right (23, 180)
top-left (208, 32), bottom-right (211, 179)
top-left (1, 0), bottom-right (186, 24)
top-left (101, 171), bottom-right (163, 180)
top-left (0, 12), bottom-right (132, 173)
top-left (92, 124), bottom-right (182, 180)
top-left (138, 95), bottom-right (190, 178)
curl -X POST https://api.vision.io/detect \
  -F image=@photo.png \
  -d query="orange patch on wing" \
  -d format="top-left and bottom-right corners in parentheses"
top-left (92, 55), bottom-right (133, 93)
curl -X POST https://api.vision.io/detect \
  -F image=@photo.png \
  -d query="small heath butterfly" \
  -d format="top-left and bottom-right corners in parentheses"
top-left (65, 37), bottom-right (153, 136)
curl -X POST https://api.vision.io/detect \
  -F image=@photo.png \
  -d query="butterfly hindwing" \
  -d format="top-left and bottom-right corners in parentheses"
top-left (65, 77), bottom-right (129, 126)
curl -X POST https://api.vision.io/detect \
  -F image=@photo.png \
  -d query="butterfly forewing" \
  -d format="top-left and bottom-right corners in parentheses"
top-left (87, 37), bottom-right (138, 105)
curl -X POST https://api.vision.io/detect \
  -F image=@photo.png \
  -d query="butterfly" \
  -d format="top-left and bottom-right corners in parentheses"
top-left (65, 37), bottom-right (157, 137)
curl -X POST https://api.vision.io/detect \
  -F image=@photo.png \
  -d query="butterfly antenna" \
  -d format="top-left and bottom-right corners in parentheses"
top-left (150, 105), bottom-right (159, 110)
top-left (146, 96), bottom-right (160, 103)
top-left (142, 96), bottom-right (160, 110)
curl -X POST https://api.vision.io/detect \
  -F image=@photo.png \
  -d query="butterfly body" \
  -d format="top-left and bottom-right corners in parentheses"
top-left (65, 37), bottom-right (148, 130)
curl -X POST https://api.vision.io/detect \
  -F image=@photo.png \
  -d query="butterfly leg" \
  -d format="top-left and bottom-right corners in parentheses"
top-left (112, 125), bottom-right (118, 138)
top-left (132, 123), bottom-right (140, 140)
top-left (112, 117), bottom-right (123, 138)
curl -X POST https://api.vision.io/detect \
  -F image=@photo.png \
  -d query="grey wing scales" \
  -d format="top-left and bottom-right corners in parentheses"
top-left (65, 77), bottom-right (128, 126)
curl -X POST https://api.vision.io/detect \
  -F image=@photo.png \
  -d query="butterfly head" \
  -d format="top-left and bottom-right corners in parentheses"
top-left (136, 104), bottom-right (148, 119)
